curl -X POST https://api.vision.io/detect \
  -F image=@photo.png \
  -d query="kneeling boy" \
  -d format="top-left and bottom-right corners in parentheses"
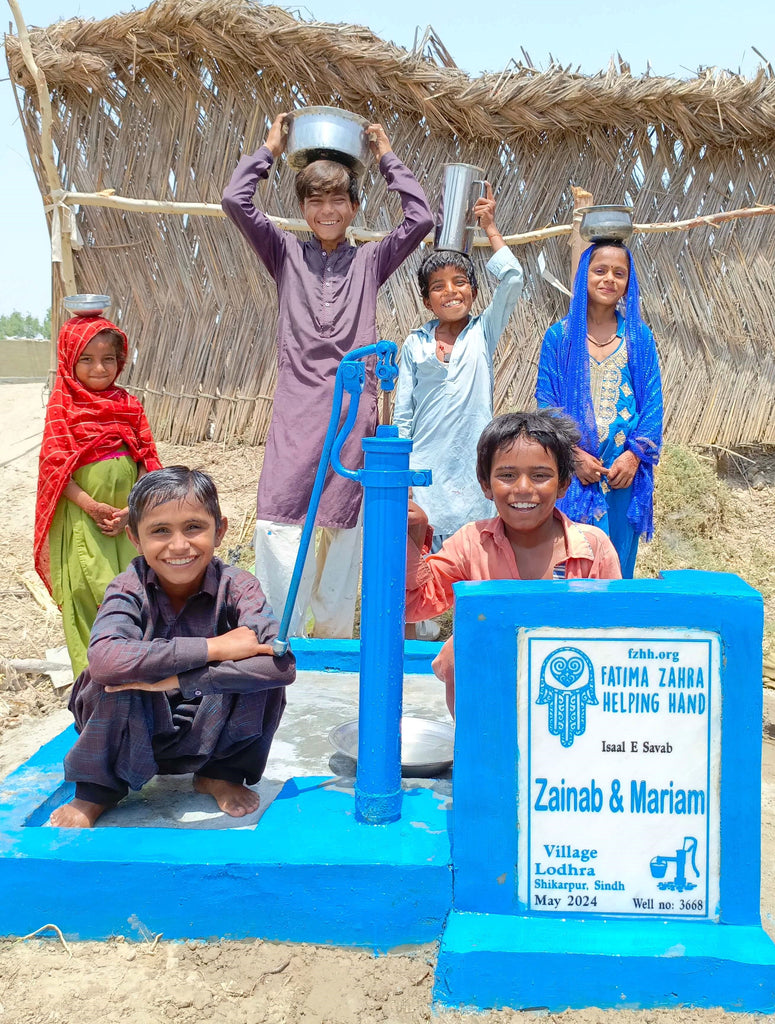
top-left (405, 410), bottom-right (621, 715)
top-left (50, 467), bottom-right (296, 828)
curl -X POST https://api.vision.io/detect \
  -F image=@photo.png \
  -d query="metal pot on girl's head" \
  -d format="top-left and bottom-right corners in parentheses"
top-left (63, 294), bottom-right (111, 317)
top-left (284, 106), bottom-right (371, 176)
top-left (434, 163), bottom-right (487, 254)
top-left (577, 205), bottom-right (634, 244)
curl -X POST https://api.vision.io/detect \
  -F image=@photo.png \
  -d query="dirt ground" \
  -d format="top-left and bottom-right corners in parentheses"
top-left (1, 381), bottom-right (775, 1024)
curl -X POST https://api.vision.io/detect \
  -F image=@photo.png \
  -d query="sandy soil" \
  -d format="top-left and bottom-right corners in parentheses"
top-left (4, 937), bottom-right (774, 1024)
top-left (1, 382), bottom-right (774, 1023)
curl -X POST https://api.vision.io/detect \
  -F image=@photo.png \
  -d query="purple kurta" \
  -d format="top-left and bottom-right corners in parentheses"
top-left (222, 146), bottom-right (433, 528)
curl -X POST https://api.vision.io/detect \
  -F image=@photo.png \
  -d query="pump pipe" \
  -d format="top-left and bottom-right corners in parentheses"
top-left (271, 340), bottom-right (431, 825)
top-left (329, 343), bottom-right (432, 823)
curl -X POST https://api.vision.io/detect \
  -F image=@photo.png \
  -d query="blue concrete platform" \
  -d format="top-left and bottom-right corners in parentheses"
top-left (0, 733), bottom-right (451, 945)
top-left (434, 911), bottom-right (775, 1012)
top-left (0, 642), bottom-right (452, 947)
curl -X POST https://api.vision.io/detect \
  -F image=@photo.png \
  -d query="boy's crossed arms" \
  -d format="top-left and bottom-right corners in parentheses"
top-left (103, 627), bottom-right (278, 693)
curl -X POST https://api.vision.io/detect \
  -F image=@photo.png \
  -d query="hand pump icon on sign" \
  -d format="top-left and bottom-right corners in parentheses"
top-left (650, 836), bottom-right (700, 892)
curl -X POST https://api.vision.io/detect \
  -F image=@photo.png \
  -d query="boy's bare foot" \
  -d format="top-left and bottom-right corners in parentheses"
top-left (50, 798), bottom-right (109, 828)
top-left (193, 776), bottom-right (260, 817)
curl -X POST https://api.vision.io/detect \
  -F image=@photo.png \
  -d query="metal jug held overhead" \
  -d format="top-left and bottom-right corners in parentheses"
top-left (434, 163), bottom-right (487, 254)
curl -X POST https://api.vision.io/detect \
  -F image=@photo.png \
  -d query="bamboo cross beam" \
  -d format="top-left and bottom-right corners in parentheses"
top-left (51, 188), bottom-right (396, 241)
top-left (498, 204), bottom-right (775, 245)
top-left (632, 205), bottom-right (775, 235)
top-left (53, 188), bottom-right (775, 246)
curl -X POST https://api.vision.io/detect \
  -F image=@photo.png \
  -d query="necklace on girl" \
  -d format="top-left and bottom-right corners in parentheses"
top-left (586, 330), bottom-right (619, 349)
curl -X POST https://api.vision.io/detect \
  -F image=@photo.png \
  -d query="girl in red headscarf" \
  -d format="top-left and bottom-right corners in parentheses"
top-left (35, 315), bottom-right (162, 675)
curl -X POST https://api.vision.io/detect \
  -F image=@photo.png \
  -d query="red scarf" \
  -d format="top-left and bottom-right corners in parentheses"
top-left (34, 315), bottom-right (162, 592)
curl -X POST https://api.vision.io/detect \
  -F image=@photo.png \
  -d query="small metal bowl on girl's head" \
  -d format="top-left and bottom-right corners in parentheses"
top-left (63, 294), bottom-right (111, 317)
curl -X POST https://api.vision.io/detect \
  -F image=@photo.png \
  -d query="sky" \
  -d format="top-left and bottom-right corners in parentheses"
top-left (2, 0), bottom-right (774, 319)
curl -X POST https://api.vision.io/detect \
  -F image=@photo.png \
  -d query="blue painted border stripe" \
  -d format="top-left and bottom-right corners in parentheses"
top-left (291, 638), bottom-right (442, 673)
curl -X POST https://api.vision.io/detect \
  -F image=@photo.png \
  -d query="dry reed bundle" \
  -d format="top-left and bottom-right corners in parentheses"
top-left (6, 0), bottom-right (775, 446)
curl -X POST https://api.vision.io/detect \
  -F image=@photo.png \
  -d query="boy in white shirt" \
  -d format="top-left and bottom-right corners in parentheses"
top-left (394, 183), bottom-right (524, 552)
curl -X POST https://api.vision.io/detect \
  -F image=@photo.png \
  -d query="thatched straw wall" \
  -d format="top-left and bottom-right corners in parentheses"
top-left (7, 0), bottom-right (775, 446)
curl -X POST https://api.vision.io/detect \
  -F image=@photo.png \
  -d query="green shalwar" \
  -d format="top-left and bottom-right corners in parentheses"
top-left (48, 455), bottom-right (139, 676)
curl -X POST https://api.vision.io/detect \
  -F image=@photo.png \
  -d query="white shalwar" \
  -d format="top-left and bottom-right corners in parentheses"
top-left (254, 510), bottom-right (363, 639)
top-left (393, 247), bottom-right (524, 540)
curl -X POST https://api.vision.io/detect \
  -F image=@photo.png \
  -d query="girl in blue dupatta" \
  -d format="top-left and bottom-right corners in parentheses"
top-left (535, 242), bottom-right (662, 577)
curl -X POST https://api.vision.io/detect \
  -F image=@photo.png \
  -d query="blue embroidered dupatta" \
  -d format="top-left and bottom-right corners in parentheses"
top-left (535, 244), bottom-right (663, 539)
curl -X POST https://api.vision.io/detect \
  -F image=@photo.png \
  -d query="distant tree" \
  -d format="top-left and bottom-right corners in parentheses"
top-left (0, 309), bottom-right (51, 339)
top-left (0, 312), bottom-right (25, 338)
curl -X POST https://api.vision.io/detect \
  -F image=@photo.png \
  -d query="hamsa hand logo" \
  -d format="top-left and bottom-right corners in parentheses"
top-left (537, 646), bottom-right (597, 747)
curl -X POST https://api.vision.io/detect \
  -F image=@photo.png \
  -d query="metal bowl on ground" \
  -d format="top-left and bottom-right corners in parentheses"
top-left (285, 106), bottom-right (371, 176)
top-left (577, 205), bottom-right (634, 244)
top-left (328, 716), bottom-right (454, 777)
top-left (63, 294), bottom-right (111, 317)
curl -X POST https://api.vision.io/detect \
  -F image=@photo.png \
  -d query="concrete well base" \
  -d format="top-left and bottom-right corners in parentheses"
top-left (0, 734), bottom-right (451, 947)
top-left (433, 910), bottom-right (775, 1012)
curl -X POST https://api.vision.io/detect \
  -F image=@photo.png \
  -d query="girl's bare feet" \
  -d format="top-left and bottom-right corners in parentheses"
top-left (193, 776), bottom-right (260, 816)
top-left (50, 798), bottom-right (109, 828)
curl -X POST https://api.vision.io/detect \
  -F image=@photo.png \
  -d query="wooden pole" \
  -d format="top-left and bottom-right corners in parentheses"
top-left (570, 185), bottom-right (593, 282)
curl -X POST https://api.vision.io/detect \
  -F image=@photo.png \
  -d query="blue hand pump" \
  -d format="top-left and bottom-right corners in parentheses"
top-left (271, 340), bottom-right (431, 824)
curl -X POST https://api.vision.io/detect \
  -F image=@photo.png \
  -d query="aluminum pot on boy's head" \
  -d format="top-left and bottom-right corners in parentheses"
top-left (284, 106), bottom-right (371, 177)
top-left (434, 162), bottom-right (487, 254)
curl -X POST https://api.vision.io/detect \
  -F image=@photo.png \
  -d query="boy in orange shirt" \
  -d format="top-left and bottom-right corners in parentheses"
top-left (405, 410), bottom-right (621, 715)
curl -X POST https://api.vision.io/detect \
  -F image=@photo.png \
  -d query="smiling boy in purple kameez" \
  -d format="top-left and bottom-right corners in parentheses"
top-left (222, 114), bottom-right (433, 638)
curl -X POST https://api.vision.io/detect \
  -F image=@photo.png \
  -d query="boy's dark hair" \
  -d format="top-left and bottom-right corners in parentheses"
top-left (128, 466), bottom-right (223, 534)
top-left (476, 410), bottom-right (581, 487)
top-left (295, 159), bottom-right (359, 205)
top-left (417, 250), bottom-right (478, 301)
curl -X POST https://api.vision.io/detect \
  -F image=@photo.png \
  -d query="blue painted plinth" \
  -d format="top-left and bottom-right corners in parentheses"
top-left (441, 571), bottom-right (775, 1014)
top-left (0, 729), bottom-right (451, 946)
top-left (434, 910), bottom-right (775, 1012)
